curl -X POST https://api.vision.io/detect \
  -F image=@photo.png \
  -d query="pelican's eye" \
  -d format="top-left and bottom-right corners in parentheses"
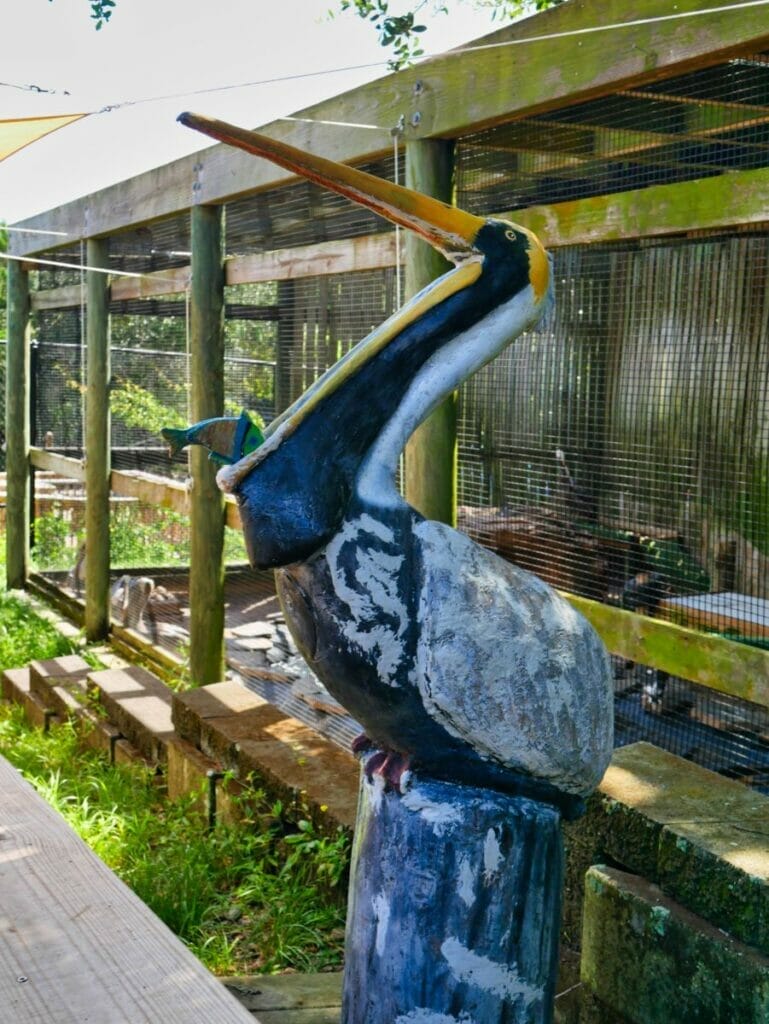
top-left (504, 228), bottom-right (518, 242)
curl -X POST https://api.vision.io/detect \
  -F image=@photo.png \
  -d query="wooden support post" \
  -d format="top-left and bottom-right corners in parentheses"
top-left (84, 238), bottom-right (112, 640)
top-left (404, 140), bottom-right (457, 526)
top-left (342, 772), bottom-right (563, 1023)
top-left (5, 260), bottom-right (31, 589)
top-left (189, 205), bottom-right (226, 685)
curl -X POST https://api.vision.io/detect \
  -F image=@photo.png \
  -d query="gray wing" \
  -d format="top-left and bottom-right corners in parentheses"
top-left (413, 520), bottom-right (614, 797)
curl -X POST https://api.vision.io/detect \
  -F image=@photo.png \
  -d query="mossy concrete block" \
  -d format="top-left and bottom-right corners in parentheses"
top-left (1, 667), bottom-right (30, 703)
top-left (600, 742), bottom-right (769, 955)
top-left (658, 822), bottom-right (769, 954)
top-left (88, 666), bottom-right (175, 763)
top-left (76, 707), bottom-right (121, 754)
top-left (196, 702), bottom-right (287, 765)
top-left (29, 654), bottom-right (91, 704)
top-left (171, 681), bottom-right (269, 747)
top-left (582, 865), bottom-right (769, 1024)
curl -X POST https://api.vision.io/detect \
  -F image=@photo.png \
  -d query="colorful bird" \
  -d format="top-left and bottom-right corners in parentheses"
top-left (161, 410), bottom-right (264, 465)
top-left (178, 113), bottom-right (613, 819)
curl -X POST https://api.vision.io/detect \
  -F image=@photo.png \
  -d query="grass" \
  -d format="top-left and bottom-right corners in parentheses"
top-left (0, 590), bottom-right (82, 666)
top-left (0, 587), bottom-right (349, 977)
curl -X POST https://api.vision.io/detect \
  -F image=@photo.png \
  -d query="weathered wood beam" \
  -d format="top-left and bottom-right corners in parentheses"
top-left (403, 139), bottom-right (456, 525)
top-left (226, 232), bottom-right (399, 285)
top-left (567, 593), bottom-right (769, 711)
top-left (5, 260), bottom-right (31, 588)
top-left (30, 283), bottom-right (84, 311)
top-left (110, 265), bottom-right (191, 301)
top-left (84, 238), bottom-right (112, 642)
top-left (29, 448), bottom-right (86, 482)
top-left (513, 164), bottom-right (769, 247)
top-left (11, 0), bottom-right (769, 253)
top-left (188, 205), bottom-right (226, 686)
top-left (108, 467), bottom-right (241, 530)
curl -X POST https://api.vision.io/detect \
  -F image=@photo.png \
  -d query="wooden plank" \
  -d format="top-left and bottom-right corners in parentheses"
top-left (85, 238), bottom-right (111, 642)
top-left (5, 260), bottom-right (30, 588)
top-left (660, 591), bottom-right (769, 639)
top-left (30, 283), bottom-right (83, 311)
top-left (107, 467), bottom-right (241, 530)
top-left (189, 205), bottom-right (226, 686)
top-left (227, 233), bottom-right (399, 285)
top-left (224, 971), bottom-right (342, 1013)
top-left (403, 139), bottom-right (456, 526)
top-left (565, 592), bottom-right (769, 710)
top-left (10, 0), bottom-right (769, 252)
top-left (0, 753), bottom-right (253, 1023)
top-left (110, 264), bottom-right (191, 301)
top-left (28, 449), bottom-right (86, 480)
top-left (513, 164), bottom-right (769, 248)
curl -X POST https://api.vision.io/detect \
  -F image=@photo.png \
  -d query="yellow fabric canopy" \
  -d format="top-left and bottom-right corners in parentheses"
top-left (0, 113), bottom-right (88, 162)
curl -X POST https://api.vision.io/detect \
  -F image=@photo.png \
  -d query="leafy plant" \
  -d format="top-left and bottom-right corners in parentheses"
top-left (337, 0), bottom-right (565, 69)
top-left (110, 379), bottom-right (188, 435)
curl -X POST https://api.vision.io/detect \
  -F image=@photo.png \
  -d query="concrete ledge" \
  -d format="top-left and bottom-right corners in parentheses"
top-left (88, 666), bottom-right (176, 762)
top-left (581, 865), bottom-right (769, 1024)
top-left (173, 682), bottom-right (359, 833)
top-left (585, 743), bottom-right (769, 955)
top-left (1, 667), bottom-right (58, 729)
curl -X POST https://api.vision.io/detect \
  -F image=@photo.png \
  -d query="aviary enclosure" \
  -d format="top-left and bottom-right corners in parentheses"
top-left (6, 0), bottom-right (769, 789)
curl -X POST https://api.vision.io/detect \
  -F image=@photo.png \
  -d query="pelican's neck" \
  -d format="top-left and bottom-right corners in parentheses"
top-left (356, 285), bottom-right (542, 507)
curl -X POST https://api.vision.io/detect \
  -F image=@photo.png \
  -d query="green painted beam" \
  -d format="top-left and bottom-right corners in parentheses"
top-left (403, 139), bottom-right (456, 526)
top-left (512, 164), bottom-right (769, 248)
top-left (566, 592), bottom-right (769, 711)
top-left (5, 260), bottom-right (30, 589)
top-left (84, 238), bottom-right (112, 641)
top-left (189, 205), bottom-right (226, 687)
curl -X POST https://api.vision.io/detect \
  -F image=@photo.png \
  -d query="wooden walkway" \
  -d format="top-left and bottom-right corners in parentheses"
top-left (0, 751), bottom-right (254, 1023)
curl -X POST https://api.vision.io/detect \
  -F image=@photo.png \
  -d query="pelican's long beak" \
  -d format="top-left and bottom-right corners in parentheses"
top-left (178, 112), bottom-right (486, 262)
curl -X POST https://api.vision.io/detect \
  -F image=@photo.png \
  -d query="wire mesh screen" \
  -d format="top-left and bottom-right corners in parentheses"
top-left (456, 53), bottom-right (769, 214)
top-left (457, 233), bottom-right (769, 637)
top-left (33, 308), bottom-right (85, 454)
top-left (225, 153), bottom-right (403, 255)
top-left (110, 295), bottom-right (190, 475)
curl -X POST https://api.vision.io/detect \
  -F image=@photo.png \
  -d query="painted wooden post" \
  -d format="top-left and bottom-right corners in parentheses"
top-left (404, 139), bottom-right (457, 526)
top-left (5, 260), bottom-right (31, 589)
top-left (85, 238), bottom-right (112, 641)
top-left (189, 204), bottom-right (226, 685)
top-left (343, 773), bottom-right (563, 1024)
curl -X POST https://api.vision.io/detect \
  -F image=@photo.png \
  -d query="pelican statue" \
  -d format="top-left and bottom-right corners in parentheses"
top-left (176, 113), bottom-right (613, 821)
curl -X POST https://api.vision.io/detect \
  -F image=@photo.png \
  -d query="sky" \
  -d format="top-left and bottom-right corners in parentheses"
top-left (0, 0), bottom-right (501, 226)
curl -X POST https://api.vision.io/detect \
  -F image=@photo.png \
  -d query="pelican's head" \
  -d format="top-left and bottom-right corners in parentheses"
top-left (178, 113), bottom-right (551, 567)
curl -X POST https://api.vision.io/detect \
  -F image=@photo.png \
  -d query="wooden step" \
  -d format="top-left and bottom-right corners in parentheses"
top-left (225, 972), bottom-right (342, 1023)
top-left (0, 751), bottom-right (253, 1024)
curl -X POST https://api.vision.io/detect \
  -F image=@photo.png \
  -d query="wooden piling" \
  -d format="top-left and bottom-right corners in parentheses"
top-left (342, 772), bottom-right (563, 1023)
top-left (403, 139), bottom-right (457, 526)
top-left (189, 205), bottom-right (226, 685)
top-left (85, 238), bottom-right (112, 641)
top-left (5, 260), bottom-right (30, 589)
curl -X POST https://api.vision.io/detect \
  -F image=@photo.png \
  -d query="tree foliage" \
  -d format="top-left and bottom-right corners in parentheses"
top-left (338, 0), bottom-right (566, 69)
top-left (48, 0), bottom-right (115, 30)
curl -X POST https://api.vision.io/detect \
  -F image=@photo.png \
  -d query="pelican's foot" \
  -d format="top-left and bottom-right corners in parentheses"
top-left (352, 733), bottom-right (375, 756)
top-left (362, 749), bottom-right (414, 795)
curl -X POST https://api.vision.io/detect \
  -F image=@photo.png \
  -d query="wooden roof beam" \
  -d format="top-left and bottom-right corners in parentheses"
top-left (10, 0), bottom-right (769, 255)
